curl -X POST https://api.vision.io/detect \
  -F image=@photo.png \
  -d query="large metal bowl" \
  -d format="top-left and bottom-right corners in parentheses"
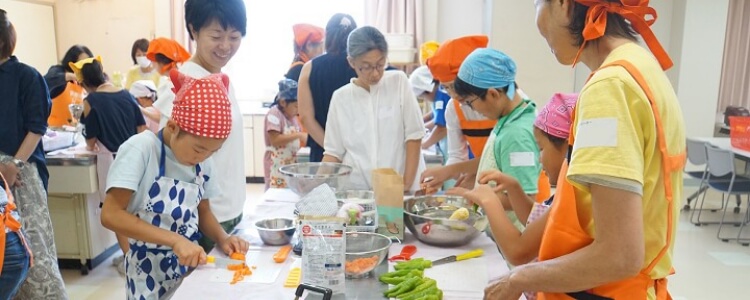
top-left (255, 218), bottom-right (296, 246)
top-left (279, 162), bottom-right (353, 196)
top-left (345, 232), bottom-right (391, 278)
top-left (403, 195), bottom-right (488, 247)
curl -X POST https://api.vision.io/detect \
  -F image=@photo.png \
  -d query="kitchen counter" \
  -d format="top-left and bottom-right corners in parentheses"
top-left (174, 189), bottom-right (511, 299)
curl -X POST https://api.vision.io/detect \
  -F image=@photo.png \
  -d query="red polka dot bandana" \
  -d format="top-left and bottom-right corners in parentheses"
top-left (169, 69), bottom-right (232, 139)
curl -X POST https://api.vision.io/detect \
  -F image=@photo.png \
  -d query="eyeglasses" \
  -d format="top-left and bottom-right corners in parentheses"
top-left (463, 95), bottom-right (481, 109)
top-left (357, 63), bottom-right (387, 74)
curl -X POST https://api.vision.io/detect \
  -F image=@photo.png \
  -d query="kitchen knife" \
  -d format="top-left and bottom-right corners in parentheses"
top-left (431, 249), bottom-right (484, 266)
top-left (207, 255), bottom-right (245, 268)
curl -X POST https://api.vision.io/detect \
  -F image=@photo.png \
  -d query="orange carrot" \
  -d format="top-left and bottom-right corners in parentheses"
top-left (273, 245), bottom-right (292, 263)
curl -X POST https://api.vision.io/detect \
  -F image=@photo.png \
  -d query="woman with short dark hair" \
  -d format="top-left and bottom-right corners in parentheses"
top-left (43, 44), bottom-right (92, 127)
top-left (124, 38), bottom-right (160, 89)
top-left (322, 26), bottom-right (426, 192)
top-left (480, 1), bottom-right (685, 299)
top-left (297, 13), bottom-right (358, 163)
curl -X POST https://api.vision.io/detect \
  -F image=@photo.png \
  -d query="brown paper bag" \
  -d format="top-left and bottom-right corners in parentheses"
top-left (372, 168), bottom-right (404, 240)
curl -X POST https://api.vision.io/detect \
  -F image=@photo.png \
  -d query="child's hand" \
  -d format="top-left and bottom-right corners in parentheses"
top-left (219, 235), bottom-right (250, 256)
top-left (464, 184), bottom-right (501, 209)
top-left (173, 238), bottom-right (206, 267)
top-left (477, 170), bottom-right (518, 193)
top-left (446, 187), bottom-right (470, 197)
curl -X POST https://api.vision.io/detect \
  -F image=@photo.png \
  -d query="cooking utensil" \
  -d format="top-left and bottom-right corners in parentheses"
top-left (388, 245), bottom-right (417, 262)
top-left (294, 283), bottom-right (332, 300)
top-left (345, 232), bottom-right (391, 278)
top-left (403, 195), bottom-right (488, 247)
top-left (255, 218), bottom-right (296, 246)
top-left (279, 162), bottom-right (353, 197)
top-left (206, 255), bottom-right (245, 268)
top-left (431, 249), bottom-right (484, 266)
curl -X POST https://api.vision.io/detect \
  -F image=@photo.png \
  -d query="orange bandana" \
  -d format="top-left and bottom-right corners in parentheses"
top-left (573, 0), bottom-right (673, 70)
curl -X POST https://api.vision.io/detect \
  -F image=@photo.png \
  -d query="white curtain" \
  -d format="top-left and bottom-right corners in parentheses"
top-left (364, 0), bottom-right (424, 49)
top-left (717, 0), bottom-right (750, 112)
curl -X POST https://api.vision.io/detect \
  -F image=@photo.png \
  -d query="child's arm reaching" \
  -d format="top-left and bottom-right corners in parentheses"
top-left (197, 200), bottom-right (250, 255)
top-left (268, 130), bottom-right (306, 148)
top-left (101, 188), bottom-right (207, 267)
top-left (464, 184), bottom-right (549, 266)
top-left (477, 170), bottom-right (536, 224)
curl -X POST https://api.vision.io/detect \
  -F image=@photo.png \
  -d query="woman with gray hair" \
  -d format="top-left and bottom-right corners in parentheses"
top-left (322, 26), bottom-right (426, 192)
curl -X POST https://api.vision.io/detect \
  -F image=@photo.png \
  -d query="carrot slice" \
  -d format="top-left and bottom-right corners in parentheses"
top-left (273, 245), bottom-right (292, 263)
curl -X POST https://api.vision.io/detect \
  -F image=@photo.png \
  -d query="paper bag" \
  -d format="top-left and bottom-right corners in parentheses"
top-left (372, 168), bottom-right (404, 240)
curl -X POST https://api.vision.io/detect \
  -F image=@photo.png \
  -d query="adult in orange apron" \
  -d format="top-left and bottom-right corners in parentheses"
top-left (47, 82), bottom-right (84, 127)
top-left (537, 60), bottom-right (684, 300)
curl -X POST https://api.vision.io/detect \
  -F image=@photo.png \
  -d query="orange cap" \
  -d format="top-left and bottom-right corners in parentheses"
top-left (293, 23), bottom-right (325, 48)
top-left (426, 35), bottom-right (489, 83)
top-left (572, 0), bottom-right (672, 70)
top-left (146, 38), bottom-right (191, 72)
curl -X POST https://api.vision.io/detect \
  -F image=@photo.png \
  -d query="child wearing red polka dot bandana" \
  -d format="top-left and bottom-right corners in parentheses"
top-left (101, 69), bottom-right (249, 300)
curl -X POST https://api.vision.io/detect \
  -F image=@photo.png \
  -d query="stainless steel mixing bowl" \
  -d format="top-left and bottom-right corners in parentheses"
top-left (403, 195), bottom-right (488, 247)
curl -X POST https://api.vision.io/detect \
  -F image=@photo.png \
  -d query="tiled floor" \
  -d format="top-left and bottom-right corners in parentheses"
top-left (61, 184), bottom-right (750, 299)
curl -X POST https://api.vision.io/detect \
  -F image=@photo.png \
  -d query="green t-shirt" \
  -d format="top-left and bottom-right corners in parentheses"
top-left (492, 99), bottom-right (542, 194)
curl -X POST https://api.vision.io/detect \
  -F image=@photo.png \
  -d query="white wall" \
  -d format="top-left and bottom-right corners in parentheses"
top-left (672, 0), bottom-right (729, 138)
top-left (0, 0), bottom-right (57, 72)
top-left (53, 0), bottom-right (156, 78)
top-left (489, 0), bottom-right (576, 106)
top-left (436, 0), bottom-right (486, 41)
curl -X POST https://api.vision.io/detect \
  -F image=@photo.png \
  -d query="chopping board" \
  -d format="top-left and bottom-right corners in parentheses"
top-left (209, 250), bottom-right (288, 284)
top-left (424, 256), bottom-right (488, 299)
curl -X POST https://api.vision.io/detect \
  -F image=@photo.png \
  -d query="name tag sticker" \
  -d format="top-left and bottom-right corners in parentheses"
top-left (435, 101), bottom-right (444, 110)
top-left (510, 152), bottom-right (535, 167)
top-left (574, 117), bottom-right (618, 149)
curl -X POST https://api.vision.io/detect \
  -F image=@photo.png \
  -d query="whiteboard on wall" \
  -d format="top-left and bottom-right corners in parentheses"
top-left (0, 0), bottom-right (57, 73)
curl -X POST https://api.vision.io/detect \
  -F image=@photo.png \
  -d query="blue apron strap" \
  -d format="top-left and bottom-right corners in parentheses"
top-left (157, 130), bottom-right (167, 178)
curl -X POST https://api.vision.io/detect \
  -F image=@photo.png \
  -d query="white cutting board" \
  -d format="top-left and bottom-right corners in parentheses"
top-left (209, 250), bottom-right (287, 284)
top-left (424, 257), bottom-right (488, 298)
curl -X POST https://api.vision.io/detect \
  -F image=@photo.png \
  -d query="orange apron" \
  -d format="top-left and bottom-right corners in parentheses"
top-left (538, 60), bottom-right (685, 300)
top-left (0, 171), bottom-right (33, 274)
top-left (48, 82), bottom-right (84, 127)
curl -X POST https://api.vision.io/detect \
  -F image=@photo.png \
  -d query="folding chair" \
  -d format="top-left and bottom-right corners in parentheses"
top-left (703, 144), bottom-right (750, 244)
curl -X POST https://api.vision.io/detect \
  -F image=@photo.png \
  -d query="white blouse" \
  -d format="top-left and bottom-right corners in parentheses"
top-left (324, 71), bottom-right (426, 192)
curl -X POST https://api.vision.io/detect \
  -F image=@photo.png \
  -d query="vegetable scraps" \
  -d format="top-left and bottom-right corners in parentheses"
top-left (345, 255), bottom-right (379, 274)
top-left (227, 252), bottom-right (252, 285)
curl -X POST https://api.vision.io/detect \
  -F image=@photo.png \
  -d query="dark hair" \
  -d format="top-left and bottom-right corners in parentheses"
top-left (131, 38), bottom-right (149, 65)
top-left (347, 26), bottom-right (388, 58)
top-left (453, 78), bottom-right (518, 100)
top-left (0, 9), bottom-right (16, 59)
top-left (325, 13), bottom-right (357, 55)
top-left (61, 45), bottom-right (93, 72)
top-left (185, 0), bottom-right (247, 40)
top-left (79, 60), bottom-right (106, 88)
top-left (154, 53), bottom-right (175, 65)
top-left (541, 129), bottom-right (568, 148)
top-left (553, 0), bottom-right (638, 47)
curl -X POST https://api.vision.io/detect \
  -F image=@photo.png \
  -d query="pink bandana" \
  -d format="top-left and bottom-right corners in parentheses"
top-left (170, 69), bottom-right (232, 139)
top-left (534, 93), bottom-right (578, 139)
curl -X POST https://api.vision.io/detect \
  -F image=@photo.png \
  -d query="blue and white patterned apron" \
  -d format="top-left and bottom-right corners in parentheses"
top-left (126, 130), bottom-right (206, 300)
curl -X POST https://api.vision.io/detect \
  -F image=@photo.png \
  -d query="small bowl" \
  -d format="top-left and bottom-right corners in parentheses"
top-left (255, 218), bottom-right (296, 246)
top-left (403, 195), bottom-right (488, 247)
top-left (345, 232), bottom-right (391, 278)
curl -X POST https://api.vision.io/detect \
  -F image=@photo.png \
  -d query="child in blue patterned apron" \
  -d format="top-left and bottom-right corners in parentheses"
top-left (101, 69), bottom-right (250, 300)
top-left (263, 79), bottom-right (306, 190)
